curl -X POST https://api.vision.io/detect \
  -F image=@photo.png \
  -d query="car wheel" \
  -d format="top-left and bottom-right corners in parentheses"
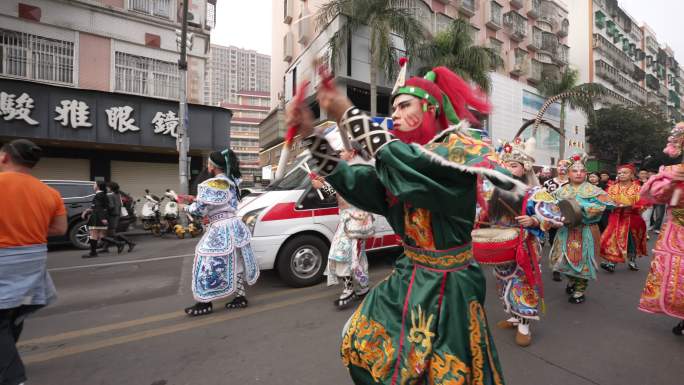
top-left (276, 235), bottom-right (329, 287)
top-left (69, 219), bottom-right (90, 250)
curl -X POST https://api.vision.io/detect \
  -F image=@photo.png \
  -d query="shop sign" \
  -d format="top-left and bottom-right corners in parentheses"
top-left (0, 91), bottom-right (39, 125)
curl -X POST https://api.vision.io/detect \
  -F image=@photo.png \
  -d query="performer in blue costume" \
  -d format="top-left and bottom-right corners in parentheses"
top-left (183, 149), bottom-right (259, 316)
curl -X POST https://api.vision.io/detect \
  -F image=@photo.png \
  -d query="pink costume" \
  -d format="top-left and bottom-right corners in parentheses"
top-left (638, 165), bottom-right (684, 320)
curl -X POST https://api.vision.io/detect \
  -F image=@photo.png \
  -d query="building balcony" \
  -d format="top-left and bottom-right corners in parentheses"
top-left (554, 44), bottom-right (569, 66)
top-left (595, 10), bottom-right (606, 29)
top-left (539, 0), bottom-right (560, 30)
top-left (528, 59), bottom-right (543, 83)
top-left (259, 107), bottom-right (286, 149)
top-left (669, 90), bottom-right (681, 108)
top-left (629, 83), bottom-right (648, 105)
top-left (459, 0), bottom-right (479, 17)
top-left (558, 18), bottom-right (569, 37)
top-left (486, 2), bottom-right (503, 30)
top-left (510, 0), bottom-right (524, 9)
top-left (660, 83), bottom-right (669, 98)
top-left (632, 66), bottom-right (645, 82)
top-left (592, 33), bottom-right (633, 74)
top-left (540, 31), bottom-right (558, 54)
top-left (527, 0), bottom-right (541, 19)
top-left (509, 48), bottom-right (530, 76)
top-left (527, 27), bottom-right (542, 51)
top-left (503, 11), bottom-right (528, 42)
top-left (595, 59), bottom-right (621, 85)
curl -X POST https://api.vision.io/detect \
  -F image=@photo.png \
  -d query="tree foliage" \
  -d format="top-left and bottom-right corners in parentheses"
top-left (317, 0), bottom-right (427, 115)
top-left (586, 104), bottom-right (671, 166)
top-left (417, 19), bottom-right (501, 92)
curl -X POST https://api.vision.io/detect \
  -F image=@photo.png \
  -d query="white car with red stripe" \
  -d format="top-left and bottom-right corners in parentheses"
top-left (238, 155), bottom-right (400, 287)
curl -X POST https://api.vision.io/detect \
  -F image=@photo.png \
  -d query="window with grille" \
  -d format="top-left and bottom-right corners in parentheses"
top-left (0, 28), bottom-right (74, 85)
top-left (129, 0), bottom-right (173, 19)
top-left (115, 52), bottom-right (179, 99)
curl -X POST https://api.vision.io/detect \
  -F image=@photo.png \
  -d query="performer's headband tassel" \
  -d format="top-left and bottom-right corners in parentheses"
top-left (392, 57), bottom-right (409, 95)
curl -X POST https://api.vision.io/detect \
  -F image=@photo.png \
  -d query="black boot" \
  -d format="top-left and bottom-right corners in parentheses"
top-left (673, 320), bottom-right (684, 336)
top-left (117, 235), bottom-right (136, 252)
top-left (552, 271), bottom-right (562, 282)
top-left (82, 240), bottom-right (98, 258)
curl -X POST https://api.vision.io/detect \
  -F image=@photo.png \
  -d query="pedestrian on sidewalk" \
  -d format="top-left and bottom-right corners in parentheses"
top-left (638, 122), bottom-right (684, 336)
top-left (0, 139), bottom-right (66, 385)
top-left (312, 142), bottom-right (374, 309)
top-left (81, 181), bottom-right (109, 258)
top-left (183, 149), bottom-right (259, 316)
top-left (99, 182), bottom-right (135, 254)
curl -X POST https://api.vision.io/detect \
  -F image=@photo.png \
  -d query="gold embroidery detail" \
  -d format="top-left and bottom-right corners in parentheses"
top-left (672, 209), bottom-right (684, 226)
top-left (341, 307), bottom-right (395, 382)
top-left (404, 207), bottom-right (436, 249)
top-left (400, 305), bottom-right (435, 384)
top-left (206, 179), bottom-right (229, 189)
top-left (429, 352), bottom-right (470, 385)
top-left (405, 249), bottom-right (472, 269)
top-left (468, 301), bottom-right (504, 385)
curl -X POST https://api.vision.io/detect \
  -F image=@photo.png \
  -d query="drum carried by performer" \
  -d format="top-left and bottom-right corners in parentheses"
top-left (474, 137), bottom-right (563, 347)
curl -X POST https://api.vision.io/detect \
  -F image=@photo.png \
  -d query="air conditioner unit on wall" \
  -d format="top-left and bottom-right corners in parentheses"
top-left (187, 10), bottom-right (201, 27)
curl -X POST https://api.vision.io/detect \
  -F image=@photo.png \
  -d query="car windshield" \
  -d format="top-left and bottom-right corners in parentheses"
top-left (266, 156), bottom-right (317, 191)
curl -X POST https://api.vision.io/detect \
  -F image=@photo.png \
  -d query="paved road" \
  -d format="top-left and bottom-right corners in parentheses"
top-left (18, 235), bottom-right (683, 385)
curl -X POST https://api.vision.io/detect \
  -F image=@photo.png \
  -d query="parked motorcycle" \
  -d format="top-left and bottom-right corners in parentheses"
top-left (141, 189), bottom-right (164, 236)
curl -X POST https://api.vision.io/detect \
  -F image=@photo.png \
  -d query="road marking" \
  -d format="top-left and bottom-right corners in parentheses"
top-left (22, 290), bottom-right (334, 364)
top-left (47, 254), bottom-right (194, 272)
top-left (19, 284), bottom-right (319, 346)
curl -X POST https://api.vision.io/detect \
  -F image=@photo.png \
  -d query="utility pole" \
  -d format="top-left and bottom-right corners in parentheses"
top-left (176, 1), bottom-right (192, 226)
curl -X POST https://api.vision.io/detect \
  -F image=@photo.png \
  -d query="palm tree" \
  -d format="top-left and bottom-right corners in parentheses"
top-left (417, 18), bottom-right (503, 92)
top-left (317, 0), bottom-right (427, 116)
top-left (535, 68), bottom-right (606, 159)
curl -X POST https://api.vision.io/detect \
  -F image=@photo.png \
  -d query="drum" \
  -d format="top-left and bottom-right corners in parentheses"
top-left (558, 199), bottom-right (583, 228)
top-left (472, 228), bottom-right (521, 265)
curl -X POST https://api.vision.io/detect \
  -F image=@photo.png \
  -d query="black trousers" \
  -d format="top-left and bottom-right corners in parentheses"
top-left (1, 305), bottom-right (41, 385)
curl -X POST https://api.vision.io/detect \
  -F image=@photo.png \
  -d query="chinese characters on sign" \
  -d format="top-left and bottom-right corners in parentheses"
top-left (105, 106), bottom-right (140, 133)
top-left (151, 111), bottom-right (179, 138)
top-left (55, 99), bottom-right (93, 128)
top-left (0, 91), bottom-right (39, 125)
top-left (2, 90), bottom-right (181, 138)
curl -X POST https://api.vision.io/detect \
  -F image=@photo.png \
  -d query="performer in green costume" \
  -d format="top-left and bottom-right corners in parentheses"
top-left (287, 62), bottom-right (524, 385)
top-left (550, 154), bottom-right (613, 304)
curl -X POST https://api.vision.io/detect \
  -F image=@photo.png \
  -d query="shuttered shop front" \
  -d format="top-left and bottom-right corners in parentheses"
top-left (110, 161), bottom-right (180, 202)
top-left (32, 157), bottom-right (90, 181)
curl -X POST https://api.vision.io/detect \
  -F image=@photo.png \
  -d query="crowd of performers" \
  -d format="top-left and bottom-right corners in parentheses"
top-left (166, 61), bottom-right (684, 385)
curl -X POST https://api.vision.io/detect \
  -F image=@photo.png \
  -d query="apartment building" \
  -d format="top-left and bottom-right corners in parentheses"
top-left (568, 0), bottom-right (683, 122)
top-left (264, 0), bottom-right (586, 170)
top-left (221, 90), bottom-right (270, 185)
top-left (0, 0), bottom-right (232, 198)
top-left (205, 44), bottom-right (271, 106)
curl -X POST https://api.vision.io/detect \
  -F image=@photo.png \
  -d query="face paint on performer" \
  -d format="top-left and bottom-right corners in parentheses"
top-left (569, 163), bottom-right (587, 185)
top-left (504, 161), bottom-right (526, 179)
top-left (557, 160), bottom-right (570, 176)
top-left (391, 94), bottom-right (439, 145)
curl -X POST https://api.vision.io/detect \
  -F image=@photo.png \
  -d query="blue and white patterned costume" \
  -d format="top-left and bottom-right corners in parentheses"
top-left (186, 174), bottom-right (259, 302)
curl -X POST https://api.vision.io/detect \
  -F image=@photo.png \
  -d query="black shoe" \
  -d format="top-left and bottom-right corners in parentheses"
top-left (128, 242), bottom-right (136, 252)
top-left (552, 271), bottom-right (562, 282)
top-left (334, 291), bottom-right (356, 309)
top-left (628, 261), bottom-right (639, 271)
top-left (673, 321), bottom-right (684, 336)
top-left (568, 294), bottom-right (585, 304)
top-left (185, 302), bottom-right (213, 317)
top-left (600, 262), bottom-right (616, 273)
top-left (225, 296), bottom-right (248, 310)
top-left (116, 243), bottom-right (125, 254)
top-left (565, 284), bottom-right (575, 295)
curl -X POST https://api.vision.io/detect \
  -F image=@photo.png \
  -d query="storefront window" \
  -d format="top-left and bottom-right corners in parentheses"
top-left (0, 28), bottom-right (74, 85)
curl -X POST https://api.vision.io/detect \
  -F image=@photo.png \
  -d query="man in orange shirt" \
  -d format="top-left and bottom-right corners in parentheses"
top-left (0, 139), bottom-right (66, 385)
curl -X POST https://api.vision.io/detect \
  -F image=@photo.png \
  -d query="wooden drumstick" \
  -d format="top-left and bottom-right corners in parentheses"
top-left (497, 198), bottom-right (520, 218)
